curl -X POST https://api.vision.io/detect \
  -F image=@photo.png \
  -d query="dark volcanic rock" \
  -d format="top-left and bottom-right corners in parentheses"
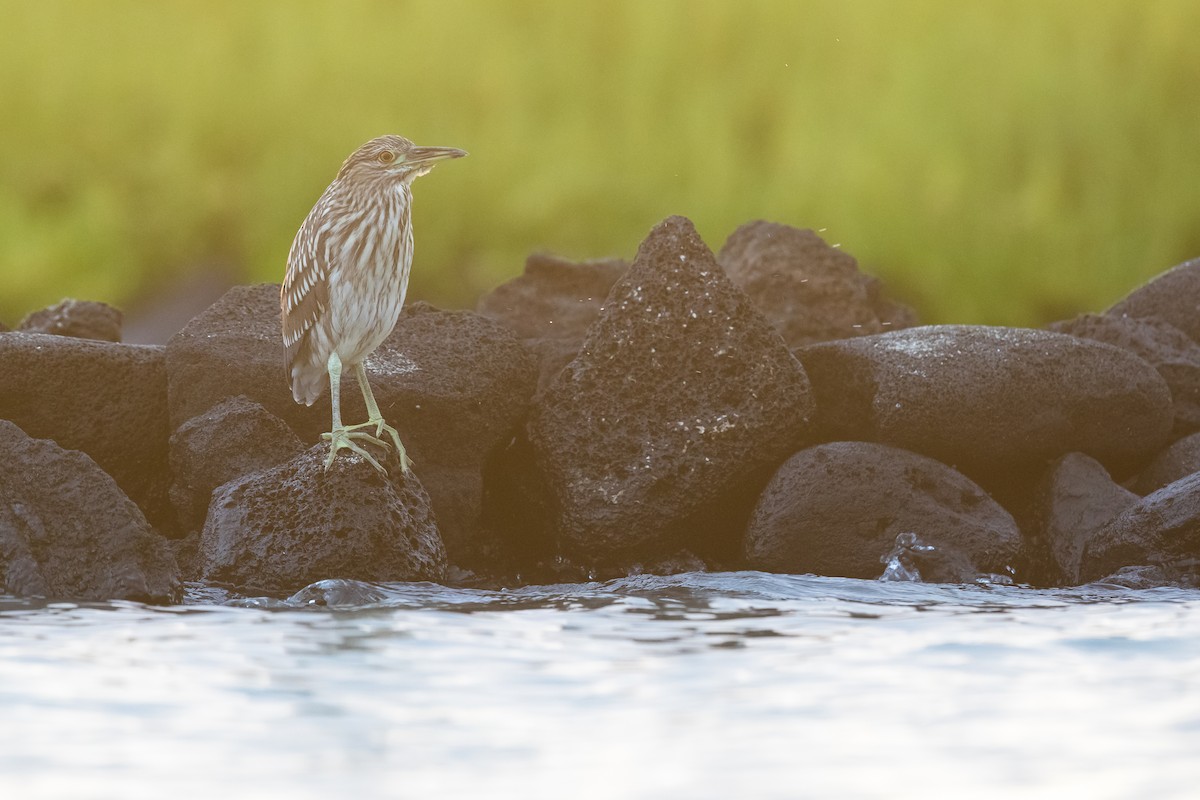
top-left (798, 325), bottom-right (1173, 476)
top-left (201, 443), bottom-right (446, 592)
top-left (1132, 432), bottom-right (1200, 496)
top-left (18, 298), bottom-right (123, 342)
top-left (166, 286), bottom-right (536, 567)
top-left (0, 331), bottom-right (174, 532)
top-left (1049, 312), bottom-right (1200, 437)
top-left (509, 216), bottom-right (816, 567)
top-left (718, 221), bottom-right (917, 348)
top-left (1108, 257), bottom-right (1200, 343)
top-left (169, 396), bottom-right (305, 535)
top-left (1080, 471), bottom-right (1200, 583)
top-left (477, 253), bottom-right (627, 390)
top-left (1031, 453), bottom-right (1139, 586)
top-left (744, 442), bottom-right (1019, 581)
top-left (0, 420), bottom-right (179, 602)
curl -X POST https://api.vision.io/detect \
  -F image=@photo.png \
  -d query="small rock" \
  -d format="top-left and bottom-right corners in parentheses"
top-left (1049, 312), bottom-right (1200, 437)
top-left (167, 286), bottom-right (536, 567)
top-left (718, 220), bottom-right (917, 347)
top-left (477, 253), bottom-right (627, 390)
top-left (1107, 257), bottom-right (1200, 343)
top-left (18, 298), bottom-right (123, 342)
top-left (0, 420), bottom-right (179, 602)
top-left (798, 325), bottom-right (1173, 476)
top-left (1080, 470), bottom-right (1200, 583)
top-left (0, 331), bottom-right (174, 533)
top-left (1132, 432), bottom-right (1200, 495)
top-left (501, 216), bottom-right (816, 567)
top-left (743, 441), bottom-right (1020, 582)
top-left (169, 396), bottom-right (305, 535)
top-left (1030, 453), bottom-right (1139, 586)
top-left (201, 443), bottom-right (446, 592)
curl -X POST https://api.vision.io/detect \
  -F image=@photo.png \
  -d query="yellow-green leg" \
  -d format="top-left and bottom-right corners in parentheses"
top-left (322, 352), bottom-right (387, 474)
top-left (349, 361), bottom-right (412, 473)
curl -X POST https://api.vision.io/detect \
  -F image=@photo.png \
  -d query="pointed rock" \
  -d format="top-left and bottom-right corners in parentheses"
top-left (511, 216), bottom-right (816, 566)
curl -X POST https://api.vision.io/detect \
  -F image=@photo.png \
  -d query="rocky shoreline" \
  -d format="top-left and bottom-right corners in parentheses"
top-left (2, 215), bottom-right (1199, 602)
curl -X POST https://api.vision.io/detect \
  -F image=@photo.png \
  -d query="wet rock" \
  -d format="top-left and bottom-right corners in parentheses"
top-left (717, 221), bottom-right (917, 348)
top-left (0, 420), bottom-right (179, 602)
top-left (0, 331), bottom-right (174, 533)
top-left (1030, 453), bottom-right (1138, 586)
top-left (201, 443), bottom-right (446, 592)
top-left (166, 286), bottom-right (536, 567)
top-left (169, 396), bottom-right (305, 535)
top-left (1049, 312), bottom-right (1200, 437)
top-left (1132, 432), bottom-right (1200, 495)
top-left (798, 325), bottom-right (1173, 476)
top-left (1080, 471), bottom-right (1200, 583)
top-left (1107, 257), bottom-right (1200, 343)
top-left (743, 441), bottom-right (1020, 582)
top-left (18, 298), bottom-right (123, 342)
top-left (477, 253), bottom-right (627, 390)
top-left (502, 216), bottom-right (816, 567)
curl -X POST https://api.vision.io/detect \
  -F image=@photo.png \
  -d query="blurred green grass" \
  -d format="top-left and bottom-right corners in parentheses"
top-left (1, 0), bottom-right (1198, 327)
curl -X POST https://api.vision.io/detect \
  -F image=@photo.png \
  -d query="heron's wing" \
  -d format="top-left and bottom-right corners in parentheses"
top-left (281, 201), bottom-right (336, 373)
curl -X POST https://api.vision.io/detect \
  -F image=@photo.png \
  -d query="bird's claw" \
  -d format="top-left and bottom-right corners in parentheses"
top-left (343, 418), bottom-right (413, 474)
top-left (322, 428), bottom-right (388, 475)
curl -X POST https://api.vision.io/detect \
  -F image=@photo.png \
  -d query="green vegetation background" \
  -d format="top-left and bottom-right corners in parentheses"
top-left (2, 0), bottom-right (1198, 327)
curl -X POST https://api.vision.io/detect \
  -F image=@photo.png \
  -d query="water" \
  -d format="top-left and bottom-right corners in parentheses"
top-left (2, 572), bottom-right (1198, 799)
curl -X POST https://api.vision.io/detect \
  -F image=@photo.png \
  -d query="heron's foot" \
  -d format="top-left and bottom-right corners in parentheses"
top-left (344, 417), bottom-right (413, 473)
top-left (322, 427), bottom-right (388, 475)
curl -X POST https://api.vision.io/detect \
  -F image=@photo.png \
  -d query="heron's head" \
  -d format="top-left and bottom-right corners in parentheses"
top-left (337, 135), bottom-right (467, 185)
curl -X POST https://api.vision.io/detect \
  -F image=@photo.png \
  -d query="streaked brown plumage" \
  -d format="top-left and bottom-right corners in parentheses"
top-left (281, 135), bottom-right (466, 474)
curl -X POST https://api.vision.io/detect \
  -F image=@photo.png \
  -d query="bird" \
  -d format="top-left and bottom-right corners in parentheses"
top-left (280, 135), bottom-right (467, 475)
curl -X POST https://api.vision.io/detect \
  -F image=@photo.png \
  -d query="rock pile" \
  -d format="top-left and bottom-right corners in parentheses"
top-left (2, 218), bottom-right (1199, 600)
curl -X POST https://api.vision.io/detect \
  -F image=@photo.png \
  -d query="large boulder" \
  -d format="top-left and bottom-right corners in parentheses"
top-left (500, 216), bottom-right (816, 567)
top-left (1029, 453), bottom-right (1139, 586)
top-left (1080, 471), bottom-right (1200, 583)
top-left (1049, 312), bottom-right (1200, 437)
top-left (200, 443), bottom-right (446, 592)
top-left (0, 331), bottom-right (174, 532)
top-left (0, 420), bottom-right (179, 602)
top-left (798, 325), bottom-right (1173, 476)
top-left (18, 298), bottom-right (124, 342)
top-left (166, 286), bottom-right (536, 567)
top-left (743, 441), bottom-right (1020, 582)
top-left (477, 253), bottom-right (627, 391)
top-left (1107, 257), bottom-right (1200, 343)
top-left (169, 396), bottom-right (305, 535)
top-left (718, 220), bottom-right (917, 348)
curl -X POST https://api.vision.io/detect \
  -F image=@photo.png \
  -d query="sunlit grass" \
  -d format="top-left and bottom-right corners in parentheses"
top-left (1, 0), bottom-right (1198, 326)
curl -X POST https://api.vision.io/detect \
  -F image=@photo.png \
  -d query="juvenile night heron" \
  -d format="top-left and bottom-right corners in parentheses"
top-left (281, 135), bottom-right (466, 475)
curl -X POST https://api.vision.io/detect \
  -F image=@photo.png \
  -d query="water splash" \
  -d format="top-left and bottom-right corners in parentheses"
top-left (879, 531), bottom-right (937, 582)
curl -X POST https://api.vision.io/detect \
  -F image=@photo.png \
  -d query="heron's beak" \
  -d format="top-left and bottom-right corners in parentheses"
top-left (406, 146), bottom-right (468, 164)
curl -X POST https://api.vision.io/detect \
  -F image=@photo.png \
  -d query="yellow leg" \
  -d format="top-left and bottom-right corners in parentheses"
top-left (349, 361), bottom-right (412, 473)
top-left (321, 352), bottom-right (387, 474)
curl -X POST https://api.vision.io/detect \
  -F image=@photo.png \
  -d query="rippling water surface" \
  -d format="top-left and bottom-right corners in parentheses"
top-left (2, 573), bottom-right (1198, 799)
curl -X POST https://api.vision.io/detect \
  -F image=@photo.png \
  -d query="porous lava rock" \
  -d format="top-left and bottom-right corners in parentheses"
top-left (798, 325), bottom-right (1173, 476)
top-left (1030, 453), bottom-right (1138, 586)
top-left (1080, 471), bottom-right (1200, 583)
top-left (717, 221), bottom-right (917, 347)
top-left (504, 215), bottom-right (816, 567)
top-left (200, 443), bottom-right (446, 592)
top-left (1131, 432), bottom-right (1200, 496)
top-left (0, 420), bottom-right (180, 602)
top-left (1049, 312), bottom-right (1200, 437)
top-left (0, 331), bottom-right (174, 533)
top-left (743, 441), bottom-right (1020, 582)
top-left (477, 253), bottom-right (627, 390)
top-left (1108, 257), bottom-right (1200, 343)
top-left (169, 396), bottom-right (305, 535)
top-left (18, 298), bottom-right (123, 342)
top-left (166, 286), bottom-right (536, 566)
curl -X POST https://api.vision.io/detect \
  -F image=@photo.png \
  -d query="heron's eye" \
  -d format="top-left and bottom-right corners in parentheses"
top-left (378, 151), bottom-right (397, 165)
